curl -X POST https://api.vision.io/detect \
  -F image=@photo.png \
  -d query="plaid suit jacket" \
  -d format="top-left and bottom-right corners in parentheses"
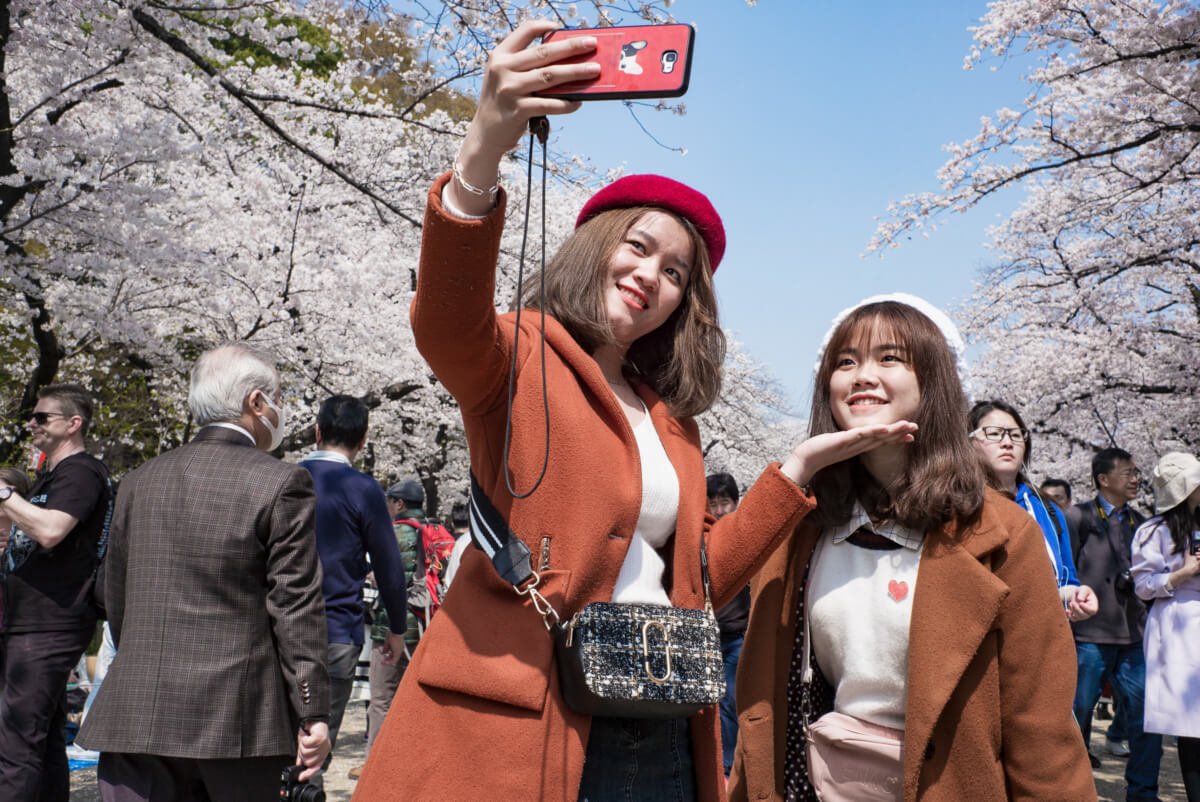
top-left (77, 425), bottom-right (329, 759)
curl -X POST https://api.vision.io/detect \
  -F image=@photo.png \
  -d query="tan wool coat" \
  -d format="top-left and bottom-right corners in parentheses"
top-left (729, 489), bottom-right (1098, 802)
top-left (353, 174), bottom-right (814, 802)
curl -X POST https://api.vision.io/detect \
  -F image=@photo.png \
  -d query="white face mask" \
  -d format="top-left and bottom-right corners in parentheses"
top-left (257, 394), bottom-right (287, 451)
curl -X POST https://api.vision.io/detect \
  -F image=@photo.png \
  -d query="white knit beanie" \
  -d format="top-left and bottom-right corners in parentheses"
top-left (813, 292), bottom-right (971, 395)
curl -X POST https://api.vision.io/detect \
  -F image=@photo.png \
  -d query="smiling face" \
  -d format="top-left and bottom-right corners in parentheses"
top-left (1099, 458), bottom-right (1142, 505)
top-left (29, 398), bottom-right (78, 453)
top-left (828, 316), bottom-right (921, 432)
top-left (602, 211), bottom-right (693, 350)
top-left (971, 408), bottom-right (1026, 490)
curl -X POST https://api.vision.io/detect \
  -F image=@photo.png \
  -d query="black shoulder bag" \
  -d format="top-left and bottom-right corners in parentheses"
top-left (468, 472), bottom-right (725, 719)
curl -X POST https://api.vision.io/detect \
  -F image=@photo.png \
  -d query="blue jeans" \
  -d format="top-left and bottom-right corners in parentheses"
top-left (1108, 693), bottom-right (1128, 742)
top-left (719, 634), bottom-right (743, 775)
top-left (1073, 642), bottom-right (1163, 800)
top-left (578, 716), bottom-right (696, 802)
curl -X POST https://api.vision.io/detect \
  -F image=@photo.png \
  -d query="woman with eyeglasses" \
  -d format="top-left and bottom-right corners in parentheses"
top-left (968, 400), bottom-right (1098, 623)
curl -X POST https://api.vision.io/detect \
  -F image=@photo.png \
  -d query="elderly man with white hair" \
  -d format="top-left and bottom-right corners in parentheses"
top-left (78, 343), bottom-right (331, 802)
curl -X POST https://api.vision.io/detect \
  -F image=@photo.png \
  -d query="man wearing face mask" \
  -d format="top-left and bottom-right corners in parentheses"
top-left (77, 343), bottom-right (331, 802)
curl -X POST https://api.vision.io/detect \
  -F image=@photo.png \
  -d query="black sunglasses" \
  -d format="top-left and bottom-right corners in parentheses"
top-left (30, 411), bottom-right (68, 425)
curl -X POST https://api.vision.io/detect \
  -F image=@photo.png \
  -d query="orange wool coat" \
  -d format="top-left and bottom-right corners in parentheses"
top-left (728, 489), bottom-right (1098, 802)
top-left (352, 174), bottom-right (813, 802)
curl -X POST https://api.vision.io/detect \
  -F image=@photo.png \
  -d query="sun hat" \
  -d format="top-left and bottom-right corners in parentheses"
top-left (1150, 452), bottom-right (1200, 514)
top-left (576, 174), bottom-right (725, 272)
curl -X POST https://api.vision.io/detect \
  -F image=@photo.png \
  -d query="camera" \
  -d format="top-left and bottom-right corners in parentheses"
top-left (1114, 568), bottom-right (1134, 595)
top-left (280, 765), bottom-right (325, 802)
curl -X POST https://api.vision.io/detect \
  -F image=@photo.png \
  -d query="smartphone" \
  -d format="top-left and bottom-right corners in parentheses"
top-left (537, 23), bottom-right (694, 101)
top-left (1190, 530), bottom-right (1200, 555)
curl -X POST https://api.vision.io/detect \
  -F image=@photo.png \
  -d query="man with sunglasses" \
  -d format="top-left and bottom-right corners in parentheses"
top-left (1066, 447), bottom-right (1163, 801)
top-left (0, 383), bottom-right (113, 802)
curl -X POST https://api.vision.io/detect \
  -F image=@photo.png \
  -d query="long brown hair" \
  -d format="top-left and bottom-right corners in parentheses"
top-left (517, 205), bottom-right (725, 417)
top-left (1159, 503), bottom-right (1198, 556)
top-left (807, 302), bottom-right (985, 532)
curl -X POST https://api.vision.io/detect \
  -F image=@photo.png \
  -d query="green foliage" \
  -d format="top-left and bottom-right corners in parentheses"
top-left (204, 12), bottom-right (343, 78)
top-left (0, 311), bottom-right (189, 478)
top-left (346, 19), bottom-right (475, 120)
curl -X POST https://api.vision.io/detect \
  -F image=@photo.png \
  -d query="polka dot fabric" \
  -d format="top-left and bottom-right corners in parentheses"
top-left (783, 559), bottom-right (835, 802)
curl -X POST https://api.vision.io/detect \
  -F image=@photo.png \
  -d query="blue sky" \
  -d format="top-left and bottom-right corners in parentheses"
top-left (544, 1), bottom-right (1032, 411)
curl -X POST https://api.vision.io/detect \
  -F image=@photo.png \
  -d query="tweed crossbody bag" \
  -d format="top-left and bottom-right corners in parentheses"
top-left (468, 472), bottom-right (725, 719)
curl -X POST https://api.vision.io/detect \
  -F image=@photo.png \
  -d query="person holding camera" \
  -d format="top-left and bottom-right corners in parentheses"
top-left (351, 20), bottom-right (915, 802)
top-left (1132, 452), bottom-right (1200, 801)
top-left (78, 344), bottom-right (330, 802)
top-left (1066, 447), bottom-right (1163, 800)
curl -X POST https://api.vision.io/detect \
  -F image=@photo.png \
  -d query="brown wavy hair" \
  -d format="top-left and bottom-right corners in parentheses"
top-left (806, 301), bottom-right (985, 532)
top-left (516, 205), bottom-right (725, 417)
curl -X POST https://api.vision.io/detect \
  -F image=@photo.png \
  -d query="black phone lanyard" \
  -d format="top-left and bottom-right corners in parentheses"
top-left (501, 118), bottom-right (552, 500)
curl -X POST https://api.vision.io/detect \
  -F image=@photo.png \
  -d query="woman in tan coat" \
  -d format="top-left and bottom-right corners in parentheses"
top-left (353, 21), bottom-right (915, 802)
top-left (729, 294), bottom-right (1096, 802)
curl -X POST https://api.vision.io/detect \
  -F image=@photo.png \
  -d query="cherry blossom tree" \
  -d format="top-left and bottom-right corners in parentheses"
top-left (1, 0), bottom-right (787, 513)
top-left (871, 0), bottom-right (1200, 493)
top-left (698, 342), bottom-right (805, 490)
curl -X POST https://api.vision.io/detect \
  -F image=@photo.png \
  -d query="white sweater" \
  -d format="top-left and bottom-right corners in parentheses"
top-left (610, 412), bottom-right (679, 606)
top-left (808, 513), bottom-right (923, 730)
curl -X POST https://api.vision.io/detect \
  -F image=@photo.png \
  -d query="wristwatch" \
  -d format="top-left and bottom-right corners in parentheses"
top-left (0, 486), bottom-right (12, 503)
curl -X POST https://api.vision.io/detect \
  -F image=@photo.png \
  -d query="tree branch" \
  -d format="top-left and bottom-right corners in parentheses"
top-left (130, 6), bottom-right (422, 228)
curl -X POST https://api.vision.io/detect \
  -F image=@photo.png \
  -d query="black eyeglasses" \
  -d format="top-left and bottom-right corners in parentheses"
top-left (30, 412), bottom-right (67, 425)
top-left (970, 426), bottom-right (1029, 444)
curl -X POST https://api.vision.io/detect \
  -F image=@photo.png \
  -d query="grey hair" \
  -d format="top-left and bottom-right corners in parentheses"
top-left (188, 343), bottom-right (280, 426)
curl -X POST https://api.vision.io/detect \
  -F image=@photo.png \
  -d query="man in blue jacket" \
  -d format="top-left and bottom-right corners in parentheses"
top-left (301, 395), bottom-right (407, 786)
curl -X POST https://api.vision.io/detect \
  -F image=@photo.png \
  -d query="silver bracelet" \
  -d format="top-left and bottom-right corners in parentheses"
top-left (453, 161), bottom-right (499, 197)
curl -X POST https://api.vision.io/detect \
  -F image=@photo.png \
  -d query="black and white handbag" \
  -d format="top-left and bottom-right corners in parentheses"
top-left (469, 472), bottom-right (725, 719)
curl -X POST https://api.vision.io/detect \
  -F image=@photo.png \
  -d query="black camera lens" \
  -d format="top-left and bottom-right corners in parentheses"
top-left (280, 765), bottom-right (325, 802)
top-left (1114, 569), bottom-right (1134, 594)
top-left (297, 786), bottom-right (325, 802)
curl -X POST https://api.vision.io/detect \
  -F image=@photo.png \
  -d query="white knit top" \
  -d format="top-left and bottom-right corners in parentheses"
top-left (808, 510), bottom-right (924, 731)
top-left (610, 411), bottom-right (679, 606)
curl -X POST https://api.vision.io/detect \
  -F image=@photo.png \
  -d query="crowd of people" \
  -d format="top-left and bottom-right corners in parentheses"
top-left (0, 18), bottom-right (1198, 802)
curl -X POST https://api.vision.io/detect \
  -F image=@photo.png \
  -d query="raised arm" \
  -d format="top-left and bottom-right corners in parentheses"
top-left (706, 421), bottom-right (919, 602)
top-left (448, 20), bottom-right (597, 217)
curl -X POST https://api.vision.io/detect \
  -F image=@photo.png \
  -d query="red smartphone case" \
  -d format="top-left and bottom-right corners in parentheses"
top-left (538, 24), bottom-right (694, 101)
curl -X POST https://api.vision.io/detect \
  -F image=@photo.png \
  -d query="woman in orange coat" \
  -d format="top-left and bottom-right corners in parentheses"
top-left (728, 294), bottom-right (1095, 802)
top-left (354, 21), bottom-right (914, 802)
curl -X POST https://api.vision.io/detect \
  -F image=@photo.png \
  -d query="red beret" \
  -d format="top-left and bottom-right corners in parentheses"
top-left (575, 174), bottom-right (726, 273)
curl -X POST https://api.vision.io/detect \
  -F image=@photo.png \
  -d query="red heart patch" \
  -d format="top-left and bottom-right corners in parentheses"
top-left (888, 580), bottom-right (908, 602)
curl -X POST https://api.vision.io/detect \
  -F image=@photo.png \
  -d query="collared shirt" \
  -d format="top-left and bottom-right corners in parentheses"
top-left (1097, 494), bottom-right (1129, 523)
top-left (205, 422), bottom-right (256, 446)
top-left (302, 450), bottom-right (352, 466)
top-left (827, 503), bottom-right (924, 551)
